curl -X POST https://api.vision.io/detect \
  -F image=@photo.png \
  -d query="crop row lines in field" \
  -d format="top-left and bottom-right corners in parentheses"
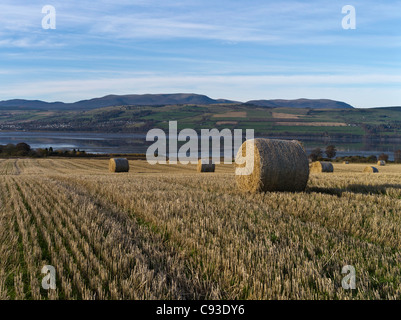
top-left (60, 159), bottom-right (101, 172)
top-left (4, 178), bottom-right (45, 299)
top-left (0, 178), bottom-right (19, 299)
top-left (26, 159), bottom-right (89, 175)
top-left (0, 160), bottom-right (17, 175)
top-left (267, 189), bottom-right (401, 251)
top-left (53, 175), bottom-right (290, 299)
top-left (13, 177), bottom-right (84, 299)
top-left (15, 177), bottom-right (112, 299)
top-left (23, 175), bottom-right (204, 299)
top-left (58, 174), bottom-right (401, 299)
top-left (13, 175), bottom-right (316, 300)
top-left (72, 159), bottom-right (108, 171)
top-left (4, 159), bottom-right (401, 299)
top-left (39, 159), bottom-right (82, 175)
top-left (34, 177), bottom-right (152, 299)
top-left (47, 175), bottom-right (220, 299)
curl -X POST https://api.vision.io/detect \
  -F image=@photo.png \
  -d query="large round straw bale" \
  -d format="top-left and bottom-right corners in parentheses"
top-left (364, 166), bottom-right (379, 173)
top-left (377, 160), bottom-right (386, 166)
top-left (109, 158), bottom-right (129, 173)
top-left (197, 159), bottom-right (215, 172)
top-left (235, 139), bottom-right (309, 193)
top-left (310, 161), bottom-right (334, 173)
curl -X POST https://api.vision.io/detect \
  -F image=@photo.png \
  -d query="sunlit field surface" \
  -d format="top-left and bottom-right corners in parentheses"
top-left (1, 159), bottom-right (401, 300)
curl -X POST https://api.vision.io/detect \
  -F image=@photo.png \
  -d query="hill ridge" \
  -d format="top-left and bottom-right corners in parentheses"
top-left (0, 94), bottom-right (354, 111)
top-left (246, 98), bottom-right (354, 109)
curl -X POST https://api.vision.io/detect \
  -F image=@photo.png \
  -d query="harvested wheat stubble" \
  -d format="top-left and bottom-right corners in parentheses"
top-left (235, 138), bottom-right (309, 193)
top-left (378, 160), bottom-right (386, 166)
top-left (109, 158), bottom-right (129, 173)
top-left (197, 159), bottom-right (215, 172)
top-left (364, 166), bottom-right (379, 173)
top-left (310, 161), bottom-right (334, 173)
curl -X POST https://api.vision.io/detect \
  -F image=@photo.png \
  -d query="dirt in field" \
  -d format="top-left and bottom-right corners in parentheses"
top-left (215, 121), bottom-right (238, 125)
top-left (276, 121), bottom-right (347, 126)
top-left (213, 111), bottom-right (247, 118)
top-left (271, 112), bottom-right (301, 119)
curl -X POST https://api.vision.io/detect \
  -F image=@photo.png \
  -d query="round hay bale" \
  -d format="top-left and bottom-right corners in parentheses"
top-left (235, 139), bottom-right (309, 193)
top-left (109, 158), bottom-right (129, 173)
top-left (377, 160), bottom-right (386, 166)
top-left (364, 166), bottom-right (379, 173)
top-left (310, 161), bottom-right (334, 173)
top-left (197, 159), bottom-right (215, 172)
top-left (342, 161), bottom-right (349, 164)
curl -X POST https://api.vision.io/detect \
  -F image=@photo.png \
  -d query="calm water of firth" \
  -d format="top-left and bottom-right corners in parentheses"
top-left (0, 131), bottom-right (400, 160)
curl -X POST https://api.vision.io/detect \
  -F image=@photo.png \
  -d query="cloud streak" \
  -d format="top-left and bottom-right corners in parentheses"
top-left (1, 0), bottom-right (401, 44)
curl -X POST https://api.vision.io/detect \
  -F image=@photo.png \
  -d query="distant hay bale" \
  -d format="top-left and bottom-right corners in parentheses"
top-left (109, 158), bottom-right (129, 173)
top-left (235, 139), bottom-right (309, 193)
top-left (364, 166), bottom-right (379, 173)
top-left (310, 161), bottom-right (334, 173)
top-left (377, 160), bottom-right (386, 166)
top-left (197, 159), bottom-right (215, 172)
top-left (343, 161), bottom-right (349, 164)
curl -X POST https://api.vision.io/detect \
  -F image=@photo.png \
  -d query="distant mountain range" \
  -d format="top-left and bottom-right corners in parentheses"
top-left (246, 99), bottom-right (354, 109)
top-left (0, 93), bottom-right (354, 111)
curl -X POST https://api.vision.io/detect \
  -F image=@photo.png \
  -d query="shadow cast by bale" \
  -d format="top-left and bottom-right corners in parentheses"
top-left (307, 183), bottom-right (401, 197)
top-left (306, 187), bottom-right (343, 197)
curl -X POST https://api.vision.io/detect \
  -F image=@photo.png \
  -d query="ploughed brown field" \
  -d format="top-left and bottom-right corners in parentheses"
top-left (1, 159), bottom-right (401, 300)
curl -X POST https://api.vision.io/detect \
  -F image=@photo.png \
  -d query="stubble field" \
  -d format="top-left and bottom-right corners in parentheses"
top-left (1, 158), bottom-right (401, 300)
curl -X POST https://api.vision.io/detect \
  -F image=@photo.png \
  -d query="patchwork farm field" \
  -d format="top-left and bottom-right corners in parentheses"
top-left (1, 159), bottom-right (401, 300)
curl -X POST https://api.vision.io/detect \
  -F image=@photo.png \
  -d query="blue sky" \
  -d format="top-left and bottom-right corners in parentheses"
top-left (0, 0), bottom-right (400, 108)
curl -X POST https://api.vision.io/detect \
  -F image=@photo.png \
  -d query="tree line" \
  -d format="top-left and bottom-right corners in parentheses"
top-left (309, 145), bottom-right (401, 163)
top-left (0, 143), bottom-right (90, 158)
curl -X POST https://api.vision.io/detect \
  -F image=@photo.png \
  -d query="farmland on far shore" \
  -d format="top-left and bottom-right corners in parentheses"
top-left (1, 103), bottom-right (401, 138)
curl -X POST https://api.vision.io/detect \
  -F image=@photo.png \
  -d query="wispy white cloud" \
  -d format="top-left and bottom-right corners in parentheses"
top-left (1, 0), bottom-right (401, 45)
top-left (0, 37), bottom-right (62, 48)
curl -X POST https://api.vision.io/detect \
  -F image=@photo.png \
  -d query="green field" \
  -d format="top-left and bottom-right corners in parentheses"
top-left (1, 104), bottom-right (401, 137)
